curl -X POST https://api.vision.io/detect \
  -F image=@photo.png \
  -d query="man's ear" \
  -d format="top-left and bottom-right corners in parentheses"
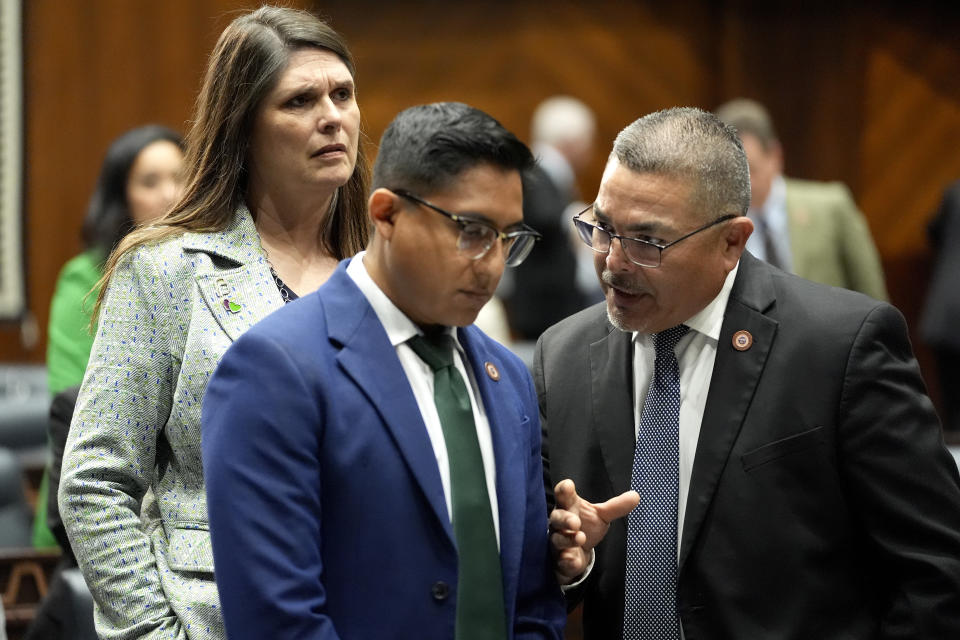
top-left (720, 215), bottom-right (754, 267)
top-left (368, 188), bottom-right (401, 240)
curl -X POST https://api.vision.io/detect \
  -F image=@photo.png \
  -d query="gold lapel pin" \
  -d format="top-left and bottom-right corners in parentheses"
top-left (732, 330), bottom-right (753, 351)
top-left (484, 361), bottom-right (500, 381)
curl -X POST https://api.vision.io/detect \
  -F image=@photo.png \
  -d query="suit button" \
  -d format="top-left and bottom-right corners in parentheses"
top-left (431, 581), bottom-right (450, 601)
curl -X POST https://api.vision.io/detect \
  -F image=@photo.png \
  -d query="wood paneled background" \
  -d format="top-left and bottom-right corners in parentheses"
top-left (4, 1), bottom-right (960, 413)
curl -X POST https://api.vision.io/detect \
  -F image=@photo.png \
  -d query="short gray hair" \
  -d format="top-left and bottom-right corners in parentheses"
top-left (531, 96), bottom-right (596, 147)
top-left (714, 98), bottom-right (778, 149)
top-left (612, 107), bottom-right (751, 220)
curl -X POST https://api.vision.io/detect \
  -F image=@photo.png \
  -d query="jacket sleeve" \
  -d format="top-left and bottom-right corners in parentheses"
top-left (839, 303), bottom-right (960, 637)
top-left (58, 247), bottom-right (185, 640)
top-left (833, 184), bottom-right (888, 301)
top-left (514, 365), bottom-right (567, 640)
top-left (202, 329), bottom-right (341, 640)
top-left (46, 252), bottom-right (100, 395)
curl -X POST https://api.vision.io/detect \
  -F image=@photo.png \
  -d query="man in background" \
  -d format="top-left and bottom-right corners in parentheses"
top-left (921, 180), bottom-right (960, 432)
top-left (505, 96), bottom-right (597, 342)
top-left (716, 97), bottom-right (888, 300)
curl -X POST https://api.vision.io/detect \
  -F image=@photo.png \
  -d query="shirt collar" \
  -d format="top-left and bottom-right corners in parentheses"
top-left (532, 143), bottom-right (576, 195)
top-left (346, 251), bottom-right (458, 347)
top-left (632, 260), bottom-right (739, 344)
top-left (748, 174), bottom-right (787, 229)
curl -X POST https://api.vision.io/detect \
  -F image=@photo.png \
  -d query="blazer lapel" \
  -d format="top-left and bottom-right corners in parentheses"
top-left (679, 253), bottom-right (778, 571)
top-left (323, 264), bottom-right (454, 545)
top-left (591, 325), bottom-right (636, 495)
top-left (458, 327), bottom-right (523, 597)
top-left (185, 206), bottom-right (283, 341)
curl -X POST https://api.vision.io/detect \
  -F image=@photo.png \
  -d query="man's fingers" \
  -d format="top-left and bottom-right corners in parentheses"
top-left (553, 478), bottom-right (578, 510)
top-left (550, 529), bottom-right (586, 551)
top-left (556, 548), bottom-right (588, 580)
top-left (549, 508), bottom-right (581, 533)
top-left (594, 490), bottom-right (640, 523)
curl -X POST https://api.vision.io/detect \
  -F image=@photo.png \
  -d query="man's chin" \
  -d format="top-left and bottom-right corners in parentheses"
top-left (606, 301), bottom-right (646, 333)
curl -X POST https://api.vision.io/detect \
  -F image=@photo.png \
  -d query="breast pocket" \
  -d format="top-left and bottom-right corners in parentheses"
top-left (740, 426), bottom-right (827, 472)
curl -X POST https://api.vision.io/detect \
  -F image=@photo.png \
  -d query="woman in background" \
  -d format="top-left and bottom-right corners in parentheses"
top-left (46, 125), bottom-right (184, 397)
top-left (36, 125), bottom-right (184, 550)
top-left (58, 6), bottom-right (370, 639)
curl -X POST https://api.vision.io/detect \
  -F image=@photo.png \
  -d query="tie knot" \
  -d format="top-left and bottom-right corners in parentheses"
top-left (653, 324), bottom-right (689, 355)
top-left (407, 333), bottom-right (456, 372)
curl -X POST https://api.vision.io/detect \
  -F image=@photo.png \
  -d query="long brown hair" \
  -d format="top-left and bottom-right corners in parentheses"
top-left (94, 6), bottom-right (370, 318)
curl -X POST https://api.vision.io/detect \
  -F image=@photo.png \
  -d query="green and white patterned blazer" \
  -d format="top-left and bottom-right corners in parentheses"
top-left (59, 206), bottom-right (285, 640)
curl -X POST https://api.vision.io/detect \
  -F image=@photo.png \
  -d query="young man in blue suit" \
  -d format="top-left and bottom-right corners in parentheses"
top-left (202, 102), bottom-right (567, 639)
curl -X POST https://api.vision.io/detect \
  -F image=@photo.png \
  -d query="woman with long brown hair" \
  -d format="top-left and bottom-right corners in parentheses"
top-left (58, 7), bottom-right (369, 639)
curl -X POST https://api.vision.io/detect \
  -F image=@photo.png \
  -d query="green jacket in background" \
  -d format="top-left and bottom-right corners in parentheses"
top-left (785, 178), bottom-right (889, 301)
top-left (47, 250), bottom-right (102, 395)
top-left (33, 249), bottom-right (103, 548)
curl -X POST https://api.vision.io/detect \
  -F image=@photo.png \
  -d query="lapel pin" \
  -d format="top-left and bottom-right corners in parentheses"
top-left (215, 277), bottom-right (230, 298)
top-left (223, 298), bottom-right (242, 314)
top-left (484, 361), bottom-right (500, 381)
top-left (732, 330), bottom-right (753, 351)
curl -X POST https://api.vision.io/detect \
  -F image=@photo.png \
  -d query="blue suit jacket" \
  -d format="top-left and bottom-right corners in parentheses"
top-left (202, 260), bottom-right (565, 640)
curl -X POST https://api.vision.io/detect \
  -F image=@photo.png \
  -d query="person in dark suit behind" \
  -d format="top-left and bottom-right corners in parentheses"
top-left (539, 107), bottom-right (960, 639)
top-left (504, 96), bottom-right (596, 341)
top-left (921, 180), bottom-right (960, 432)
top-left (202, 102), bottom-right (566, 639)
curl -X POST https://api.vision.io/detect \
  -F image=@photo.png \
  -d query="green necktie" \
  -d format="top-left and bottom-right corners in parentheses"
top-left (407, 333), bottom-right (507, 640)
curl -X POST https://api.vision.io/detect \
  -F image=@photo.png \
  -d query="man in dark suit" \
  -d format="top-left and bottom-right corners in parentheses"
top-left (538, 107), bottom-right (960, 639)
top-left (202, 103), bottom-right (565, 639)
top-left (504, 96), bottom-right (595, 340)
top-left (921, 180), bottom-right (960, 432)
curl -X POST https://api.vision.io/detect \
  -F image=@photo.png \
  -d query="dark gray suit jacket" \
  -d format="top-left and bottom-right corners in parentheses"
top-left (535, 251), bottom-right (960, 639)
top-left (922, 180), bottom-right (960, 351)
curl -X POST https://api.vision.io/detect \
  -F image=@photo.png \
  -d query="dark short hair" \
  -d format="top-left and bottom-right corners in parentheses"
top-left (372, 102), bottom-right (533, 194)
top-left (82, 125), bottom-right (184, 256)
top-left (613, 107), bottom-right (751, 219)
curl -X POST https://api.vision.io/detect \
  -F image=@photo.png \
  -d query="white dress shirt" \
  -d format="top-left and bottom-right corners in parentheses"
top-left (346, 252), bottom-right (500, 544)
top-left (631, 262), bottom-right (739, 553)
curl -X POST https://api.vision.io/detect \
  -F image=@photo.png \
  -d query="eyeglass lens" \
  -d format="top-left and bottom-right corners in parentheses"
top-left (458, 223), bottom-right (535, 267)
top-left (573, 218), bottom-right (660, 267)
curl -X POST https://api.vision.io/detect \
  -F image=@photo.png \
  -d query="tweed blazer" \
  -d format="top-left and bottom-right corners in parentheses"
top-left (58, 206), bottom-right (284, 640)
top-left (784, 178), bottom-right (888, 301)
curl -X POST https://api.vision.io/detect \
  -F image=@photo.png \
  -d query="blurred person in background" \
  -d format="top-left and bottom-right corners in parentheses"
top-left (57, 6), bottom-right (370, 639)
top-left (716, 98), bottom-right (888, 300)
top-left (46, 125), bottom-right (185, 397)
top-left (504, 96), bottom-right (596, 344)
top-left (921, 180), bottom-right (960, 432)
top-left (35, 125), bottom-right (184, 550)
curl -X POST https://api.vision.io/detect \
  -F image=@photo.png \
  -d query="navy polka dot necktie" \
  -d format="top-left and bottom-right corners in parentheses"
top-left (623, 324), bottom-right (689, 639)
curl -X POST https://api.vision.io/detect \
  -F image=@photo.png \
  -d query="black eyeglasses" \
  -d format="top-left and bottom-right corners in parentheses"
top-left (392, 189), bottom-right (542, 267)
top-left (573, 204), bottom-right (736, 268)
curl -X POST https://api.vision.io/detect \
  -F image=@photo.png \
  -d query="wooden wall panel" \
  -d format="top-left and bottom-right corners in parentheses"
top-left (0, 0), bottom-right (311, 361)
top-left (325, 0), bottom-right (718, 199)
top-left (3, 1), bottom-right (959, 420)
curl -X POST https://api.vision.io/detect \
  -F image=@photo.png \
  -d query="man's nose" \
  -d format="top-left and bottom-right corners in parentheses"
top-left (604, 237), bottom-right (633, 271)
